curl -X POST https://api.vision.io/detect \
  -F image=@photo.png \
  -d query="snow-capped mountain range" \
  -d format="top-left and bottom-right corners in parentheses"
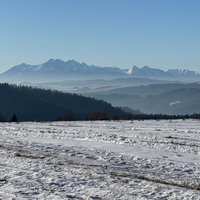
top-left (0, 58), bottom-right (199, 83)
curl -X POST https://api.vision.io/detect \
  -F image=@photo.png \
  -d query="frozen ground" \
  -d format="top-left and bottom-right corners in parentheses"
top-left (0, 119), bottom-right (200, 199)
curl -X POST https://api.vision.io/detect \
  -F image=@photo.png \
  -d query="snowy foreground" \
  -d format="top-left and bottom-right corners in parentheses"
top-left (0, 120), bottom-right (200, 200)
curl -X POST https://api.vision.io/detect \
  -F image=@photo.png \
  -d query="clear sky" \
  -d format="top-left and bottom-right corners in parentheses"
top-left (0, 0), bottom-right (199, 73)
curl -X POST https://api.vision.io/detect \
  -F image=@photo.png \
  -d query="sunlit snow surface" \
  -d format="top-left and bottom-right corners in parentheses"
top-left (0, 119), bottom-right (200, 199)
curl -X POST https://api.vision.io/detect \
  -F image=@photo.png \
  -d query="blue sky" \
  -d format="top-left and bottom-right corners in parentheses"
top-left (0, 0), bottom-right (199, 73)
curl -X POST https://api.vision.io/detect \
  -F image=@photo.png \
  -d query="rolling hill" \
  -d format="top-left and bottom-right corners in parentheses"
top-left (0, 83), bottom-right (125, 121)
top-left (85, 88), bottom-right (200, 115)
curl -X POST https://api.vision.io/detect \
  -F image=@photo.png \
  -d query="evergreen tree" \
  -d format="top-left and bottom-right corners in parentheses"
top-left (10, 113), bottom-right (18, 122)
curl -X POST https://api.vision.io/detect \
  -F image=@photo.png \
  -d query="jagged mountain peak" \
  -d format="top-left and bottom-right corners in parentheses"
top-left (142, 66), bottom-right (151, 70)
top-left (0, 59), bottom-right (126, 83)
top-left (167, 69), bottom-right (200, 76)
top-left (0, 58), bottom-right (200, 83)
top-left (126, 65), bottom-right (172, 77)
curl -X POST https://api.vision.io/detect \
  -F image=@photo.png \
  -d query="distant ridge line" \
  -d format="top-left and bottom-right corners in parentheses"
top-left (0, 58), bottom-right (200, 83)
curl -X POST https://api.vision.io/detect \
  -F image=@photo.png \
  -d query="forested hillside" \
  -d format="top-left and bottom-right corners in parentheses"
top-left (0, 83), bottom-right (125, 121)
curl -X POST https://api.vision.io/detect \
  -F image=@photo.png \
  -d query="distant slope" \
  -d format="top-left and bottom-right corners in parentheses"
top-left (0, 83), bottom-right (125, 121)
top-left (85, 88), bottom-right (200, 115)
top-left (84, 83), bottom-right (200, 97)
top-left (30, 77), bottom-right (172, 93)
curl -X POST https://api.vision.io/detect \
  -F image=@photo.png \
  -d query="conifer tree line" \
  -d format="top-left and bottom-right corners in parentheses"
top-left (2, 110), bottom-right (200, 122)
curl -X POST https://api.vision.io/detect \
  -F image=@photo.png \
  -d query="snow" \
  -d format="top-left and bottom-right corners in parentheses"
top-left (0, 119), bottom-right (200, 199)
top-left (34, 64), bottom-right (44, 71)
top-left (169, 101), bottom-right (180, 106)
top-left (9, 73), bottom-right (22, 80)
top-left (126, 67), bottom-right (134, 74)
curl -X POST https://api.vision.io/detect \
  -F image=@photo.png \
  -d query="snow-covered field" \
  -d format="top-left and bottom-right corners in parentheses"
top-left (0, 119), bottom-right (200, 199)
